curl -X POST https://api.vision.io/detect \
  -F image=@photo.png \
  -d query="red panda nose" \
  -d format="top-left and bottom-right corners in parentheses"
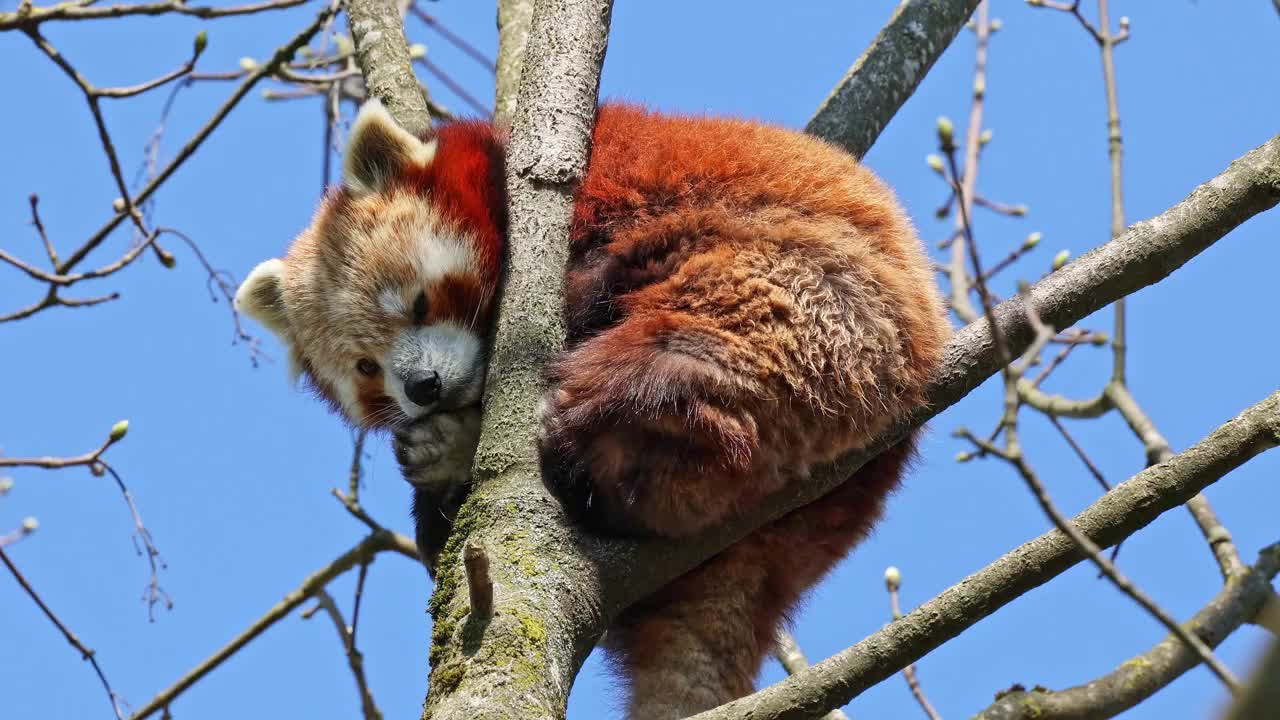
top-left (405, 371), bottom-right (442, 407)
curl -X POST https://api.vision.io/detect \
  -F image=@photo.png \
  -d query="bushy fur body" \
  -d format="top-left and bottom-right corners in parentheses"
top-left (236, 101), bottom-right (948, 720)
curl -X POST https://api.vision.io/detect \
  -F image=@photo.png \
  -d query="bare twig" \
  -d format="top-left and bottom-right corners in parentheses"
top-left (1, 547), bottom-right (127, 720)
top-left (129, 530), bottom-right (416, 720)
top-left (885, 567), bottom-right (943, 720)
top-left (1047, 414), bottom-right (1110, 493)
top-left (975, 543), bottom-right (1280, 719)
top-left (943, 118), bottom-right (1241, 693)
top-left (408, 5), bottom-right (496, 72)
top-left (333, 429), bottom-right (382, 532)
top-left (29, 194), bottom-right (58, 266)
top-left (304, 590), bottom-right (383, 720)
top-left (414, 55), bottom-right (490, 116)
top-left (1104, 382), bottom-right (1245, 578)
top-left (157, 227), bottom-right (265, 365)
top-left (2, 2), bottom-right (339, 327)
top-left (0, 517), bottom-right (39, 548)
top-left (0, 425), bottom-right (171, 619)
top-left (0, 0), bottom-right (307, 31)
top-left (57, 2), bottom-right (338, 276)
top-left (686, 391), bottom-right (1280, 720)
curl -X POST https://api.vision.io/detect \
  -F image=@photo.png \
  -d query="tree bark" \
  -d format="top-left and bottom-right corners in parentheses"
top-left (346, 0), bottom-right (433, 134)
top-left (420, 1), bottom-right (614, 718)
top-left (494, 0), bottom-right (535, 121)
top-left (807, 0), bottom-right (982, 158)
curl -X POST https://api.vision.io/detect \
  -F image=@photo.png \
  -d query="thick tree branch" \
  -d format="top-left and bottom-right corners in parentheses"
top-left (688, 392), bottom-right (1280, 720)
top-left (420, 1), bottom-right (614, 719)
top-left (974, 543), bottom-right (1280, 720)
top-left (494, 0), bottom-right (534, 120)
top-left (345, 0), bottom-right (432, 134)
top-left (806, 0), bottom-right (981, 158)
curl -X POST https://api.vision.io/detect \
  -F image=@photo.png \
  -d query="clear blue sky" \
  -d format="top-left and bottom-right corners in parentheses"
top-left (3, 2), bottom-right (1278, 718)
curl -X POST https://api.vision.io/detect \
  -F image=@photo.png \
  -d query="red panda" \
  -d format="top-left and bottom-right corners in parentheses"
top-left (235, 99), bottom-right (949, 720)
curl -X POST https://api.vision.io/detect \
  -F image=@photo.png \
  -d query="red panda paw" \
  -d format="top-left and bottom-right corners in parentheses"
top-left (396, 407), bottom-right (482, 574)
top-left (394, 406), bottom-right (483, 493)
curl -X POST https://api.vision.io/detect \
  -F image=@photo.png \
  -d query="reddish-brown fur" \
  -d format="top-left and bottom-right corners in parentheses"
top-left (266, 103), bottom-right (948, 719)
top-left (527, 107), bottom-right (947, 717)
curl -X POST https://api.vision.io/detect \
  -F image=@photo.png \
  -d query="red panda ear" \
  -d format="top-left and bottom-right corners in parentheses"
top-left (343, 99), bottom-right (437, 195)
top-left (235, 259), bottom-right (291, 341)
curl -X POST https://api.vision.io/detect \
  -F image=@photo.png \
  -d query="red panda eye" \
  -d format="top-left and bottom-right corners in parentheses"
top-left (356, 358), bottom-right (380, 377)
top-left (412, 291), bottom-right (428, 325)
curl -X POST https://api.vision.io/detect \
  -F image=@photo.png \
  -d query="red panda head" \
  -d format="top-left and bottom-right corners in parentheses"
top-left (235, 100), bottom-right (506, 430)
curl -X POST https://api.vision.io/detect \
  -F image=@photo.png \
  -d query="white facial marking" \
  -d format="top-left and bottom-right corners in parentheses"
top-left (334, 376), bottom-right (362, 421)
top-left (379, 287), bottom-right (406, 316)
top-left (416, 233), bottom-right (475, 284)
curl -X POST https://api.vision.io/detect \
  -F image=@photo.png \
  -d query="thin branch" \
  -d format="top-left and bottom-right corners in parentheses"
top-left (0, 288), bottom-right (120, 322)
top-left (885, 568), bottom-right (943, 720)
top-left (304, 590), bottom-right (383, 720)
top-left (414, 55), bottom-right (490, 116)
top-left (1, 547), bottom-right (126, 720)
top-left (333, 429), bottom-right (382, 532)
top-left (975, 543), bottom-right (1280, 719)
top-left (0, 0), bottom-right (306, 30)
top-left (1103, 382), bottom-right (1244, 577)
top-left (686, 391), bottom-right (1280, 720)
top-left (129, 530), bottom-right (416, 720)
top-left (944, 102), bottom-right (1240, 693)
top-left (945, 0), bottom-right (992, 324)
top-left (408, 5), bottom-right (496, 73)
top-left (156, 227), bottom-right (265, 365)
top-left (29, 194), bottom-right (58, 266)
top-left (0, 426), bottom-right (171, 619)
top-left (24, 26), bottom-right (150, 235)
top-left (0, 517), bottom-right (39, 548)
top-left (1047, 415), bottom-right (1110, 493)
top-left (53, 2), bottom-right (338, 276)
top-left (1030, 0), bottom-right (1104, 44)
top-left (351, 558), bottom-right (371, 645)
top-left (976, 431), bottom-right (1242, 691)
